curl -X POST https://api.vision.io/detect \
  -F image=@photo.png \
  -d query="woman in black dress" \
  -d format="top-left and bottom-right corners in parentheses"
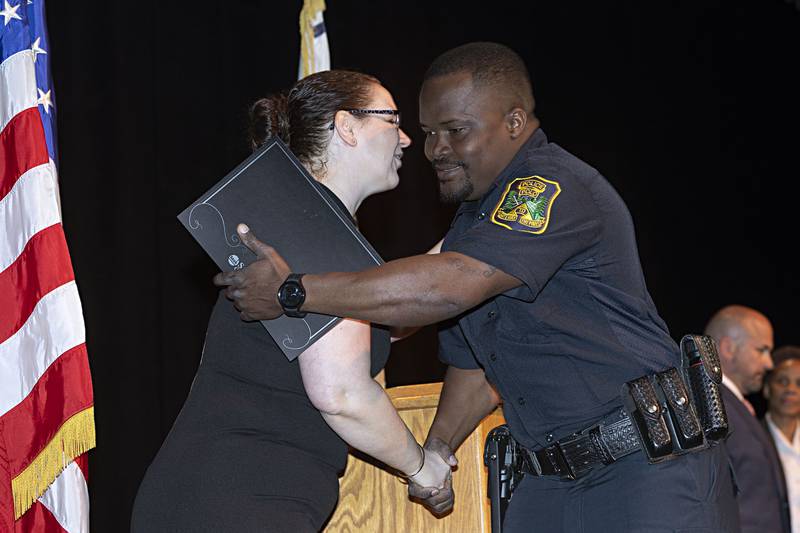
top-left (130, 71), bottom-right (449, 532)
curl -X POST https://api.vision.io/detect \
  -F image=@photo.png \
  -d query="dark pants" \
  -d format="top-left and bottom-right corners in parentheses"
top-left (503, 444), bottom-right (740, 533)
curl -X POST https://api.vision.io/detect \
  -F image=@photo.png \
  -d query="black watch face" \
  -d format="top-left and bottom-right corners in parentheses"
top-left (281, 284), bottom-right (304, 307)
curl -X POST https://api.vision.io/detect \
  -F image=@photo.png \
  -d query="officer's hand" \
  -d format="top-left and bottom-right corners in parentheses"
top-left (409, 473), bottom-right (454, 516)
top-left (212, 224), bottom-right (290, 321)
top-left (408, 438), bottom-right (458, 516)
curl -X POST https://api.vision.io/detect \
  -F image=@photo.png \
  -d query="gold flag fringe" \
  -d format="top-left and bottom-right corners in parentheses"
top-left (299, 0), bottom-right (326, 79)
top-left (12, 406), bottom-right (96, 519)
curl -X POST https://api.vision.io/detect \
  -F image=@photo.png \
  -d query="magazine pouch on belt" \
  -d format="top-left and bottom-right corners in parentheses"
top-left (621, 375), bottom-right (674, 462)
top-left (655, 367), bottom-right (705, 452)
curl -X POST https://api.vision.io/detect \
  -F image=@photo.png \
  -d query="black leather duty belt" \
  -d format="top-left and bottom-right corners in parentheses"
top-left (519, 410), bottom-right (641, 480)
top-left (506, 336), bottom-right (729, 482)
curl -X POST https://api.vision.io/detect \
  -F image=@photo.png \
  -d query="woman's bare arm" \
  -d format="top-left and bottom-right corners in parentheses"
top-left (298, 319), bottom-right (450, 488)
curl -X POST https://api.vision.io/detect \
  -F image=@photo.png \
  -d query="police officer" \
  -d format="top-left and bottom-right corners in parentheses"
top-left (215, 42), bottom-right (740, 532)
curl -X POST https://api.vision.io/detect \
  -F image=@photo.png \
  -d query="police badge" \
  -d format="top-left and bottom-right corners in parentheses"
top-left (490, 175), bottom-right (561, 234)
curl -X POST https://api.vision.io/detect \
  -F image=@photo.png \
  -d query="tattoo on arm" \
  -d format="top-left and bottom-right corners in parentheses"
top-left (449, 257), bottom-right (468, 273)
top-left (447, 256), bottom-right (497, 278)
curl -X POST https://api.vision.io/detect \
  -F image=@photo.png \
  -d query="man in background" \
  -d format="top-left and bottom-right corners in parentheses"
top-left (706, 305), bottom-right (790, 532)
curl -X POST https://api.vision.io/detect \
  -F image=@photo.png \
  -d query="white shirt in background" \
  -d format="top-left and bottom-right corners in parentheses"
top-left (766, 413), bottom-right (800, 533)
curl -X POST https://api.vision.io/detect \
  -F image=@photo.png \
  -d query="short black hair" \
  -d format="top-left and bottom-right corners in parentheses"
top-left (773, 345), bottom-right (800, 368)
top-left (423, 42), bottom-right (534, 112)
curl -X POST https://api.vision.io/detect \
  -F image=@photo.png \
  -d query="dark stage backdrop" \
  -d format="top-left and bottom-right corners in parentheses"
top-left (43, 1), bottom-right (798, 530)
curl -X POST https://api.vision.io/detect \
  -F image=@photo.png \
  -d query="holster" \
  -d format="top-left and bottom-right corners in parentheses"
top-left (680, 334), bottom-right (729, 441)
top-left (483, 425), bottom-right (523, 533)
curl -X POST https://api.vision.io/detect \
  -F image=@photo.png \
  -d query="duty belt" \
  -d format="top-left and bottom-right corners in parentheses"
top-left (518, 409), bottom-right (640, 480)
top-left (517, 334), bottom-right (730, 480)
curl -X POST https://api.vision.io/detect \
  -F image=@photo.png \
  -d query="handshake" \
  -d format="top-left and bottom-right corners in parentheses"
top-left (406, 437), bottom-right (459, 516)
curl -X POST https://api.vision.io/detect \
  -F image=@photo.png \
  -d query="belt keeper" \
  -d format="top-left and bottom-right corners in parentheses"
top-left (546, 447), bottom-right (565, 476)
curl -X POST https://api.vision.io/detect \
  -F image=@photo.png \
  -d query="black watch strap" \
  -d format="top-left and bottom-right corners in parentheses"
top-left (278, 273), bottom-right (307, 318)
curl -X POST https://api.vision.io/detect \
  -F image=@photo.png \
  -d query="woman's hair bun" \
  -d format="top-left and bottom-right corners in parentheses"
top-left (248, 93), bottom-right (290, 150)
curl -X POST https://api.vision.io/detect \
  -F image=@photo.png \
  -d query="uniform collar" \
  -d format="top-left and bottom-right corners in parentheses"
top-left (453, 199), bottom-right (480, 217)
top-left (482, 127), bottom-right (549, 200)
top-left (452, 128), bottom-right (549, 218)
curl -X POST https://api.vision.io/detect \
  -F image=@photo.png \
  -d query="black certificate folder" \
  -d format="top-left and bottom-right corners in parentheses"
top-left (177, 137), bottom-right (384, 360)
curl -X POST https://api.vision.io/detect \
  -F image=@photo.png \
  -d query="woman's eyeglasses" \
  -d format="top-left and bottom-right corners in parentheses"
top-left (329, 109), bottom-right (401, 130)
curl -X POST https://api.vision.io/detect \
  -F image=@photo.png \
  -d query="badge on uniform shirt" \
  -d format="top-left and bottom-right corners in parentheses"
top-left (490, 175), bottom-right (561, 234)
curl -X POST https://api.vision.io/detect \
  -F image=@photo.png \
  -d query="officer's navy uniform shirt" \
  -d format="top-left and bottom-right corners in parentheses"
top-left (439, 128), bottom-right (680, 449)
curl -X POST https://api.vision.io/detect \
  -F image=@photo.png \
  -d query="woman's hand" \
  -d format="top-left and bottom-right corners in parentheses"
top-left (407, 440), bottom-right (457, 515)
top-left (408, 446), bottom-right (452, 489)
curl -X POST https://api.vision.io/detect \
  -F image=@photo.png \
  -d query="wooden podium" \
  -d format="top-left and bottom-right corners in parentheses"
top-left (324, 382), bottom-right (505, 532)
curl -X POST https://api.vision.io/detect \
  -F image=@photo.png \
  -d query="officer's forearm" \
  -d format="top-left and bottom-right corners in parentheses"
top-left (302, 252), bottom-right (519, 327)
top-left (426, 366), bottom-right (501, 451)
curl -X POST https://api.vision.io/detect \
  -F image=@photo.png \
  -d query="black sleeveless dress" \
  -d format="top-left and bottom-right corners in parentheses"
top-left (131, 192), bottom-right (390, 532)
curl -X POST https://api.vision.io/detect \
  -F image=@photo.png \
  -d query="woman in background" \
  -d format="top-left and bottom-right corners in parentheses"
top-left (131, 70), bottom-right (449, 532)
top-left (764, 345), bottom-right (800, 533)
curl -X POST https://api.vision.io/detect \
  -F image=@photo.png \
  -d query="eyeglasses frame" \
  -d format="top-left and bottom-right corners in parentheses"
top-left (328, 108), bottom-right (401, 130)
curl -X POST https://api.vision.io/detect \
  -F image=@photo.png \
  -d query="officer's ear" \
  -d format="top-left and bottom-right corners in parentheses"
top-left (505, 107), bottom-right (528, 139)
top-left (763, 381), bottom-right (771, 400)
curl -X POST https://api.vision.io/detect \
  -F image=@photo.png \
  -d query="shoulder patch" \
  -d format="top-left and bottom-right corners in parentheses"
top-left (490, 175), bottom-right (561, 234)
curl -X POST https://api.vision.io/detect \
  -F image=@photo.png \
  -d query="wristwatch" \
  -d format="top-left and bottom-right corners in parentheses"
top-left (277, 273), bottom-right (307, 318)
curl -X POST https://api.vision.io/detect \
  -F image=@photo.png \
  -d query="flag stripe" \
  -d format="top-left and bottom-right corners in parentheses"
top-left (14, 501), bottom-right (68, 533)
top-left (39, 461), bottom-right (90, 533)
top-left (1, 1), bottom-right (94, 526)
top-left (0, 223), bottom-right (74, 344)
top-left (0, 281), bottom-right (85, 415)
top-left (0, 50), bottom-right (38, 134)
top-left (2, 344), bottom-right (92, 474)
top-left (0, 161), bottom-right (61, 273)
top-left (0, 106), bottom-right (49, 201)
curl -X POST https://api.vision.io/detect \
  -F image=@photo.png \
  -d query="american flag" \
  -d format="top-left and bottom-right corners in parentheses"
top-left (0, 1), bottom-right (95, 531)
